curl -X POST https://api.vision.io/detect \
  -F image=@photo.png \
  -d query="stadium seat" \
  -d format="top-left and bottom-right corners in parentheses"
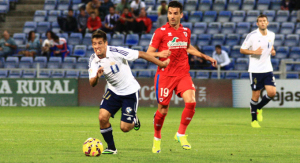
top-left (242, 0), bottom-right (256, 11)
top-left (250, 22), bottom-right (258, 31)
top-left (230, 46), bottom-right (244, 58)
top-left (202, 11), bottom-right (217, 22)
top-left (51, 70), bottom-right (65, 78)
top-left (33, 56), bottom-right (47, 68)
top-left (181, 22), bottom-right (193, 30)
top-left (211, 34), bottom-right (225, 46)
top-left (57, 0), bottom-right (70, 10)
top-left (144, 0), bottom-right (156, 10)
top-left (195, 72), bottom-right (209, 79)
top-left (289, 47), bottom-right (300, 59)
top-left (132, 71), bottom-right (137, 77)
top-left (0, 57), bottom-right (4, 68)
top-left (235, 58), bottom-right (249, 70)
top-left (207, 22), bottom-right (221, 34)
top-left (82, 33), bottom-right (92, 45)
top-left (276, 10), bottom-right (289, 22)
top-left (132, 58), bottom-right (147, 69)
top-left (236, 22), bottom-right (250, 34)
top-left (270, 0), bottom-right (281, 10)
top-left (225, 34), bottom-right (240, 46)
top-left (284, 34), bottom-right (299, 47)
top-left (190, 34), bottom-right (197, 45)
top-left (8, 70), bottom-right (22, 78)
top-left (33, 10), bottom-right (47, 22)
top-left (227, 0), bottom-right (242, 11)
top-left (222, 46), bottom-right (231, 54)
top-left (290, 10), bottom-right (297, 22)
top-left (257, 0), bottom-right (271, 11)
top-left (47, 57), bottom-right (62, 69)
top-left (19, 57), bottom-right (33, 68)
top-left (213, 0), bottom-right (227, 12)
top-left (147, 11), bottom-right (158, 22)
top-left (125, 34), bottom-right (139, 46)
top-left (68, 33), bottom-right (82, 45)
top-left (22, 70), bottom-right (36, 78)
top-left (197, 34), bottom-right (211, 46)
top-left (198, 0), bottom-right (212, 11)
top-left (271, 58), bottom-right (280, 71)
top-left (71, 0), bottom-right (81, 10)
top-left (150, 22), bottom-right (157, 33)
top-left (57, 33), bottom-right (68, 40)
top-left (13, 33), bottom-right (26, 46)
top-left (67, 45), bottom-right (73, 57)
top-left (192, 22), bottom-right (207, 35)
top-left (240, 72), bottom-right (249, 79)
top-left (245, 10), bottom-right (260, 22)
top-left (138, 71), bottom-right (152, 78)
top-left (73, 45), bottom-right (87, 57)
top-left (274, 34), bottom-right (284, 46)
top-left (139, 34), bottom-right (152, 47)
top-left (44, 0), bottom-right (57, 10)
top-left (36, 22), bottom-right (51, 33)
top-left (280, 22), bottom-right (295, 34)
top-left (293, 59), bottom-right (300, 71)
top-left (23, 21), bottom-right (37, 34)
top-left (79, 71), bottom-right (89, 78)
top-left (76, 58), bottom-right (88, 69)
top-left (221, 22), bottom-right (236, 34)
top-left (131, 46), bottom-right (143, 51)
top-left (0, 70), bottom-right (8, 78)
top-left (189, 71), bottom-right (195, 78)
top-left (65, 70), bottom-right (79, 78)
top-left (202, 46), bottom-right (214, 56)
top-left (86, 45), bottom-right (94, 57)
top-left (211, 72), bottom-right (224, 79)
top-left (275, 46), bottom-right (289, 59)
top-left (231, 10), bottom-right (245, 22)
top-left (281, 58), bottom-right (294, 71)
top-left (225, 72), bottom-right (239, 79)
top-left (51, 21), bottom-right (60, 33)
top-left (188, 11), bottom-right (202, 23)
top-left (268, 22), bottom-right (280, 33)
top-left (48, 10), bottom-right (61, 22)
top-left (5, 57), bottom-right (19, 68)
top-left (286, 74), bottom-right (298, 79)
top-left (0, 0), bottom-right (9, 14)
top-left (263, 10), bottom-right (275, 22)
top-left (111, 34), bottom-right (125, 46)
top-left (295, 23), bottom-right (300, 34)
top-left (62, 57), bottom-right (75, 69)
top-left (147, 62), bottom-right (157, 69)
top-left (217, 11), bottom-right (231, 23)
top-left (184, 0), bottom-right (198, 11)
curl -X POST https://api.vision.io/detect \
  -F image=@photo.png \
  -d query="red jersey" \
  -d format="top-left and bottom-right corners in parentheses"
top-left (150, 23), bottom-right (191, 76)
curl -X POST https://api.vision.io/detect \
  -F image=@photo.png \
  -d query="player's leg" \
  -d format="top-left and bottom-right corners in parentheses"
top-left (249, 73), bottom-right (263, 128)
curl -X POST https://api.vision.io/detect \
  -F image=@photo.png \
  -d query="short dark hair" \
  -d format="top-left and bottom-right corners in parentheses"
top-left (168, 1), bottom-right (183, 13)
top-left (28, 31), bottom-right (35, 41)
top-left (257, 14), bottom-right (268, 22)
top-left (68, 9), bottom-right (73, 12)
top-left (215, 45), bottom-right (221, 49)
top-left (92, 30), bottom-right (107, 42)
top-left (109, 6), bottom-right (115, 10)
top-left (53, 35), bottom-right (59, 41)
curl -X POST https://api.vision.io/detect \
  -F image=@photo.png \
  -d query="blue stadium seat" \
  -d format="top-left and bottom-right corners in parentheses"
top-left (147, 62), bottom-right (157, 69)
top-left (44, 0), bottom-right (57, 10)
top-left (222, 46), bottom-right (231, 54)
top-left (286, 74), bottom-right (298, 79)
top-left (150, 22), bottom-right (157, 33)
top-left (198, 0), bottom-right (212, 11)
top-left (211, 34), bottom-right (225, 46)
top-left (139, 34), bottom-right (152, 47)
top-left (202, 11), bottom-right (217, 22)
top-left (0, 70), bottom-right (8, 78)
top-left (295, 23), bottom-right (300, 34)
top-left (242, 0), bottom-right (255, 11)
top-left (57, 33), bottom-right (68, 40)
top-left (221, 22), bottom-right (236, 34)
top-left (82, 33), bottom-right (92, 45)
top-left (181, 22), bottom-right (193, 30)
top-left (86, 45), bottom-right (94, 57)
top-left (51, 21), bottom-right (60, 33)
top-left (217, 11), bottom-right (231, 23)
top-left (22, 70), bottom-right (36, 78)
top-left (263, 10), bottom-right (275, 22)
top-left (192, 22), bottom-right (207, 34)
top-left (8, 70), bottom-right (22, 78)
top-left (270, 0), bottom-right (281, 10)
top-left (48, 10), bottom-right (61, 22)
top-left (257, 0), bottom-right (271, 10)
top-left (197, 34), bottom-right (211, 46)
top-left (274, 34), bottom-right (284, 46)
top-left (0, 0), bottom-right (9, 14)
top-left (227, 0), bottom-right (242, 11)
top-left (290, 10), bottom-right (297, 22)
top-left (271, 58), bottom-right (280, 71)
top-left (276, 10), bottom-right (289, 22)
top-left (284, 34), bottom-right (299, 47)
top-left (211, 72), bottom-right (224, 79)
top-left (202, 46), bottom-right (214, 56)
top-left (240, 72), bottom-right (249, 79)
top-left (57, 0), bottom-right (70, 10)
top-left (144, 0), bottom-right (156, 10)
top-left (38, 70), bottom-right (51, 78)
top-left (131, 46), bottom-right (143, 51)
top-left (65, 70), bottom-right (79, 78)
top-left (111, 34), bottom-right (125, 46)
top-left (189, 71), bottom-right (195, 78)
top-left (250, 22), bottom-right (258, 31)
top-left (245, 10), bottom-right (260, 22)
top-left (275, 46), bottom-right (289, 59)
top-left (0, 57), bottom-right (4, 68)
top-left (51, 70), bottom-right (65, 78)
top-left (188, 11), bottom-right (202, 23)
top-left (235, 58), bottom-right (249, 70)
top-left (190, 34), bottom-right (197, 45)
top-left (225, 72), bottom-right (239, 79)
top-left (293, 59), bottom-right (300, 71)
top-left (76, 58), bottom-right (88, 69)
top-left (36, 22), bottom-right (51, 33)
top-left (33, 56), bottom-right (47, 68)
top-left (281, 58), bottom-right (294, 71)
top-left (138, 71), bottom-right (152, 78)
top-left (68, 33), bottom-right (82, 45)
top-left (225, 34), bottom-right (240, 46)
top-left (236, 22), bottom-right (250, 34)
top-left (132, 71), bottom-right (138, 77)
top-left (213, 0), bottom-right (227, 12)
top-left (62, 57), bottom-right (75, 69)
top-left (23, 21), bottom-right (37, 34)
top-left (184, 0), bottom-right (198, 11)
top-left (79, 71), bottom-right (89, 78)
top-left (195, 72), bottom-right (209, 79)
top-left (125, 34), bottom-right (139, 46)
top-left (231, 10), bottom-right (245, 22)
top-left (73, 45), bottom-right (87, 57)
top-left (5, 57), bottom-right (19, 68)
top-left (47, 57), bottom-right (62, 69)
top-left (33, 10), bottom-right (47, 22)
top-left (19, 57), bottom-right (33, 68)
top-left (268, 22), bottom-right (280, 33)
top-left (71, 0), bottom-right (81, 10)
top-left (231, 46), bottom-right (244, 58)
top-left (68, 45), bottom-right (73, 57)
top-left (132, 58), bottom-right (147, 69)
top-left (147, 11), bottom-right (158, 22)
top-left (13, 33), bottom-right (26, 46)
top-left (207, 22), bottom-right (221, 34)
top-left (280, 22), bottom-right (295, 34)
top-left (289, 47), bottom-right (300, 59)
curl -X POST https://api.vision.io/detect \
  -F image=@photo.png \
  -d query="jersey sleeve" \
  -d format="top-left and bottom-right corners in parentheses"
top-left (188, 28), bottom-right (191, 45)
top-left (241, 34), bottom-right (253, 50)
top-left (108, 46), bottom-right (139, 61)
top-left (149, 29), bottom-right (163, 49)
top-left (88, 54), bottom-right (98, 79)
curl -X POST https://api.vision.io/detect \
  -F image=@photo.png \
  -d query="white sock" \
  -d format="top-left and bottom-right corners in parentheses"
top-left (154, 137), bottom-right (161, 140)
top-left (177, 132), bottom-right (185, 137)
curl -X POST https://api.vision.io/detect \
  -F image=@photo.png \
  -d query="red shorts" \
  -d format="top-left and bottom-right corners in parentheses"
top-left (154, 73), bottom-right (195, 105)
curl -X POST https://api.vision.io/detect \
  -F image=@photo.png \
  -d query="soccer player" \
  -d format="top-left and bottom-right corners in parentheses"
top-left (146, 1), bottom-right (217, 153)
top-left (240, 14), bottom-right (276, 128)
top-left (88, 30), bottom-right (170, 154)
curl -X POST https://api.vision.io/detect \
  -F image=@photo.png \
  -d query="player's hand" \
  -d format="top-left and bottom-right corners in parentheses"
top-left (97, 67), bottom-right (104, 77)
top-left (254, 47), bottom-right (263, 55)
top-left (160, 58), bottom-right (170, 68)
top-left (209, 58), bottom-right (217, 67)
top-left (159, 50), bottom-right (171, 58)
top-left (271, 49), bottom-right (276, 56)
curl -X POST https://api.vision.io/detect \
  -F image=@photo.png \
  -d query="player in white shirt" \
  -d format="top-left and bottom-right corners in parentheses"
top-left (240, 14), bottom-right (276, 128)
top-left (89, 30), bottom-right (170, 154)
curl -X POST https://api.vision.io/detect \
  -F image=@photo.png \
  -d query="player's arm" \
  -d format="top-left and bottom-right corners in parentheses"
top-left (187, 44), bottom-right (217, 67)
top-left (240, 47), bottom-right (263, 55)
top-left (89, 67), bottom-right (104, 87)
top-left (139, 51), bottom-right (170, 68)
top-left (240, 34), bottom-right (263, 55)
top-left (146, 46), bottom-right (171, 58)
top-left (271, 46), bottom-right (276, 56)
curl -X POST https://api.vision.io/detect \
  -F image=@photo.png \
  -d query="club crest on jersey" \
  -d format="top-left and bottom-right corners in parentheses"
top-left (126, 107), bottom-right (132, 114)
top-left (159, 98), bottom-right (163, 102)
top-left (183, 32), bottom-right (187, 37)
top-left (167, 37), bottom-right (188, 49)
top-left (168, 32), bottom-right (172, 36)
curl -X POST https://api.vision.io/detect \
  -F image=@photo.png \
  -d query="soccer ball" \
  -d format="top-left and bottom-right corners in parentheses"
top-left (83, 138), bottom-right (104, 157)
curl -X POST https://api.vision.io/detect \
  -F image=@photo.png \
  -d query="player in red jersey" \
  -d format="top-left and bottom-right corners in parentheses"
top-left (147, 1), bottom-right (217, 153)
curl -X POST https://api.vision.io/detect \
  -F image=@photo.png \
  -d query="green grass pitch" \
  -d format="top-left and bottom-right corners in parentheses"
top-left (0, 107), bottom-right (299, 163)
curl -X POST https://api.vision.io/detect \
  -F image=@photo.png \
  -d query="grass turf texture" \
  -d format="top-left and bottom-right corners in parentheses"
top-left (0, 107), bottom-right (299, 163)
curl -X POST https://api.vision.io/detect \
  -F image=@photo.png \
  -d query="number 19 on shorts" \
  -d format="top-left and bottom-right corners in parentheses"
top-left (160, 88), bottom-right (169, 97)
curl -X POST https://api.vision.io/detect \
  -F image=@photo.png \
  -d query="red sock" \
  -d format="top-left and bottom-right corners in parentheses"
top-left (178, 103), bottom-right (196, 135)
top-left (154, 110), bottom-right (166, 139)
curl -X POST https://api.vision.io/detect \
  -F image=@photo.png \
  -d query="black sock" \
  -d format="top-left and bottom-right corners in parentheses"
top-left (257, 95), bottom-right (272, 110)
top-left (100, 125), bottom-right (116, 150)
top-left (250, 99), bottom-right (258, 121)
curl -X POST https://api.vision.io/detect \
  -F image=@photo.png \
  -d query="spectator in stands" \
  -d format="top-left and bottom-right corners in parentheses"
top-left (281, 0), bottom-right (293, 11)
top-left (212, 45), bottom-right (231, 70)
top-left (103, 6), bottom-right (120, 33)
top-left (42, 31), bottom-right (56, 57)
top-left (66, 9), bottom-right (78, 32)
top-left (157, 0), bottom-right (168, 28)
top-left (134, 8), bottom-right (152, 34)
top-left (116, 0), bottom-right (130, 14)
top-left (86, 0), bottom-right (101, 17)
top-left (291, 0), bottom-right (300, 22)
top-left (115, 7), bottom-right (134, 34)
top-left (130, 0), bottom-right (146, 18)
top-left (189, 46), bottom-right (210, 69)
top-left (24, 31), bottom-right (41, 57)
top-left (77, 7), bottom-right (89, 36)
top-left (99, 0), bottom-right (114, 20)
top-left (50, 35), bottom-right (69, 61)
top-left (0, 30), bottom-right (17, 57)
top-left (87, 12), bottom-right (102, 33)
